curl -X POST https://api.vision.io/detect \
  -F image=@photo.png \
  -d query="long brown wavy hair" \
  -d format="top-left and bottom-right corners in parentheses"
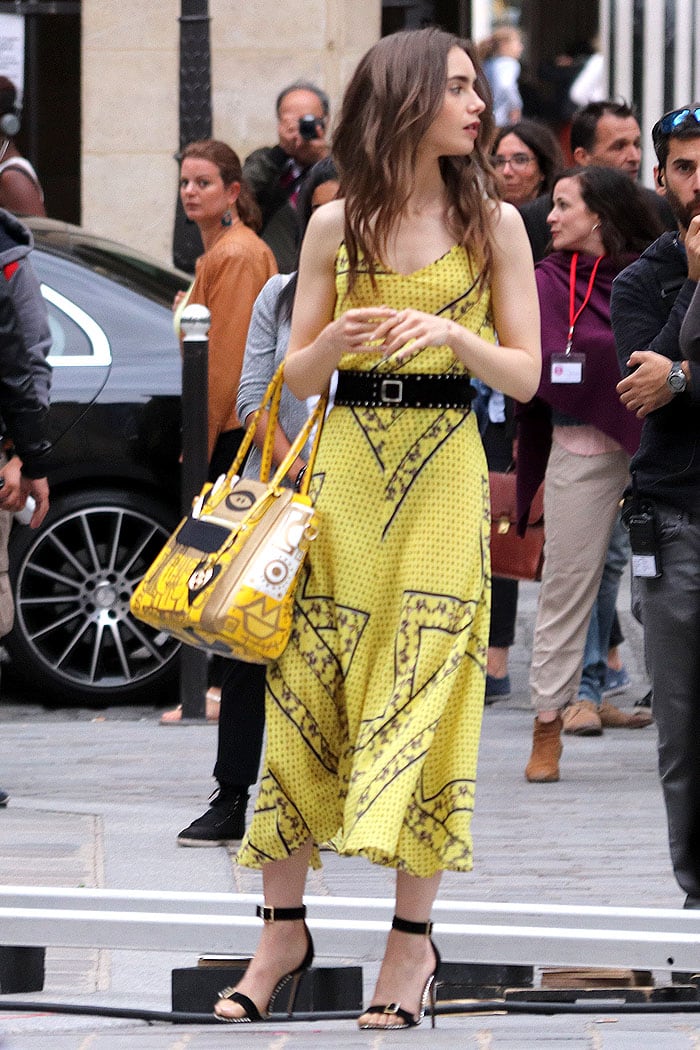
top-left (332, 28), bottom-right (500, 293)
top-left (180, 139), bottom-right (262, 232)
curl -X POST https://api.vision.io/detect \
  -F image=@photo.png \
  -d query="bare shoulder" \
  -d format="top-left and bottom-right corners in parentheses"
top-left (306, 199), bottom-right (344, 239)
top-left (490, 200), bottom-right (528, 245)
top-left (298, 197), bottom-right (345, 267)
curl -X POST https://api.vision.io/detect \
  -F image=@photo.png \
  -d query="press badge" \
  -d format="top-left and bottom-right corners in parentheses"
top-left (550, 352), bottom-right (585, 384)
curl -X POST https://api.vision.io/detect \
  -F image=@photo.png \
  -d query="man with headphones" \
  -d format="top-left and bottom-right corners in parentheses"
top-left (0, 76), bottom-right (45, 217)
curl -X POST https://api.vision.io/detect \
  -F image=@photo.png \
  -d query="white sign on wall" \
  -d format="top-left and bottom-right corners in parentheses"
top-left (0, 14), bottom-right (25, 103)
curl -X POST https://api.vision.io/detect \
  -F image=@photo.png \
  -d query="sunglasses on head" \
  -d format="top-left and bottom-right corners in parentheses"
top-left (656, 106), bottom-right (700, 135)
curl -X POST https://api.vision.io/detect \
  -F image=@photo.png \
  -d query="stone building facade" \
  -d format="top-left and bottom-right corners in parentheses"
top-left (82, 1), bottom-right (381, 266)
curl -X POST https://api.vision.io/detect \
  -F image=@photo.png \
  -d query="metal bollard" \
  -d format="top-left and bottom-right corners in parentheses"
top-left (178, 305), bottom-right (210, 719)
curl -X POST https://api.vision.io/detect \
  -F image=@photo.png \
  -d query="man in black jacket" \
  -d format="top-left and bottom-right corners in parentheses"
top-left (612, 105), bottom-right (700, 906)
top-left (0, 266), bottom-right (51, 806)
top-left (243, 80), bottom-right (330, 271)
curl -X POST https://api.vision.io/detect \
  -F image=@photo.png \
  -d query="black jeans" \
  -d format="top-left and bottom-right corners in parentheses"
top-left (636, 505), bottom-right (700, 901)
top-left (214, 659), bottom-right (266, 788)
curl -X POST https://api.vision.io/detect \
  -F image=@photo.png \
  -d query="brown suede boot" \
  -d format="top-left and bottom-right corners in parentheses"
top-left (525, 714), bottom-right (563, 783)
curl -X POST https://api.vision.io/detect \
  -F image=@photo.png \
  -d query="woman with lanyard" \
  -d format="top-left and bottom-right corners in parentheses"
top-left (516, 165), bottom-right (661, 784)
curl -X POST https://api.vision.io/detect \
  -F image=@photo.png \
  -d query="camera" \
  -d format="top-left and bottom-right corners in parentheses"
top-left (298, 114), bottom-right (323, 141)
top-left (622, 497), bottom-right (662, 578)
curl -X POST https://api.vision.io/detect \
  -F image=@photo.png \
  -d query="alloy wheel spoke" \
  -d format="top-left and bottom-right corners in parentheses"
top-left (78, 510), bottom-right (106, 575)
top-left (105, 510), bottom-right (124, 574)
top-left (23, 560), bottom-right (85, 591)
top-left (106, 621), bottom-right (132, 680)
top-left (120, 521), bottom-right (161, 578)
top-left (124, 619), bottom-right (170, 666)
top-left (27, 606), bottom-right (84, 642)
top-left (18, 593), bottom-right (82, 608)
top-left (44, 529), bottom-right (92, 580)
top-left (54, 615), bottom-right (93, 670)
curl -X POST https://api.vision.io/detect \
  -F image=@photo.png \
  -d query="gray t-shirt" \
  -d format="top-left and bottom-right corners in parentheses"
top-left (236, 273), bottom-right (311, 481)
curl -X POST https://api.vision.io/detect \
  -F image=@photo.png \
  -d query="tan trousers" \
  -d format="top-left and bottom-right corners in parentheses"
top-left (529, 439), bottom-right (630, 713)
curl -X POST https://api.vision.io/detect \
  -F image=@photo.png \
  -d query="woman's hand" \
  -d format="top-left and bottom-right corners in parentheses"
top-left (315, 306), bottom-right (398, 361)
top-left (172, 289), bottom-right (187, 313)
top-left (373, 309), bottom-right (456, 362)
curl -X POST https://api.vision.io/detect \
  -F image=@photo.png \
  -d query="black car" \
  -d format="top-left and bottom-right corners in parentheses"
top-left (6, 218), bottom-right (192, 705)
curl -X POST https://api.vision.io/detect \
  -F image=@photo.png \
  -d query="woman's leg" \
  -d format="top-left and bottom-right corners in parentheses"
top-left (358, 870), bottom-right (442, 1028)
top-left (214, 838), bottom-right (313, 1020)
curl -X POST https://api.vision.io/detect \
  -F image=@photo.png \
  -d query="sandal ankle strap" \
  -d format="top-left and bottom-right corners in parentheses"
top-left (256, 904), bottom-right (306, 922)
top-left (392, 914), bottom-right (433, 936)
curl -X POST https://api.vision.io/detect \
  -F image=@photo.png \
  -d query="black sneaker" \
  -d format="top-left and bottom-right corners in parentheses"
top-left (177, 786), bottom-right (248, 847)
top-left (0, 787), bottom-right (8, 807)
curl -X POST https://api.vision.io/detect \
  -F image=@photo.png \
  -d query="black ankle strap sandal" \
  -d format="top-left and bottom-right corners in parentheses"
top-left (214, 904), bottom-right (314, 1023)
top-left (359, 913), bottom-right (442, 1030)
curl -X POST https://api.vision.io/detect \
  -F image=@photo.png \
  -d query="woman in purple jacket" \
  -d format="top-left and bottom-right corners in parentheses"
top-left (517, 166), bottom-right (661, 784)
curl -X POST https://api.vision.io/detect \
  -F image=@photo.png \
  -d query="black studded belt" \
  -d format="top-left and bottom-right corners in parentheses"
top-left (334, 370), bottom-right (475, 410)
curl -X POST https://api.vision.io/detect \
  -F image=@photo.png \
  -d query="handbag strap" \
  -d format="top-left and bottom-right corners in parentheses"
top-left (219, 361), bottom-right (328, 494)
top-left (268, 392), bottom-right (327, 495)
top-left (225, 363), bottom-right (284, 482)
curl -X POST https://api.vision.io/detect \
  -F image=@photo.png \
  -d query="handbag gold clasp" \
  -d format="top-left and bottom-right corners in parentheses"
top-left (496, 516), bottom-right (511, 535)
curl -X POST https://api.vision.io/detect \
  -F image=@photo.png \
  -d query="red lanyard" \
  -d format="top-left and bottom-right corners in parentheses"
top-left (567, 252), bottom-right (604, 353)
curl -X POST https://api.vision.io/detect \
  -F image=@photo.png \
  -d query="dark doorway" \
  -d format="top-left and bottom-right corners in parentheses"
top-left (1, 0), bottom-right (81, 223)
top-left (381, 0), bottom-right (469, 36)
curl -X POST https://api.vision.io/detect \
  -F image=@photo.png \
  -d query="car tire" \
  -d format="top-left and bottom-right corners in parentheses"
top-left (6, 487), bottom-right (181, 706)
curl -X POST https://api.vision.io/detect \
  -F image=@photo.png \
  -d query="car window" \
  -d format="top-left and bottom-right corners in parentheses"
top-left (49, 239), bottom-right (189, 307)
top-left (41, 283), bottom-right (112, 366)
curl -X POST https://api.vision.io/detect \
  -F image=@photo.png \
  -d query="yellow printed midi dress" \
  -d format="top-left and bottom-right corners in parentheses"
top-left (237, 243), bottom-right (494, 878)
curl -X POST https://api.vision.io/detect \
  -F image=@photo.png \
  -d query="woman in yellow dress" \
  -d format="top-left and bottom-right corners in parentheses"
top-left (216, 28), bottom-right (541, 1030)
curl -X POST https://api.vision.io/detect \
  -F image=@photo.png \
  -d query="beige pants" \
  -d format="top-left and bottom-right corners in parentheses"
top-left (0, 450), bottom-right (13, 638)
top-left (529, 439), bottom-right (630, 713)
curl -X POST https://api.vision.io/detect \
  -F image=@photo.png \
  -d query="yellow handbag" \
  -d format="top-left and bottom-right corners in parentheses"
top-left (130, 365), bottom-right (326, 663)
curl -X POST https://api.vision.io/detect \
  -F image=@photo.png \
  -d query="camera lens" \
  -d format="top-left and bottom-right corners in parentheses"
top-left (298, 115), bottom-right (320, 141)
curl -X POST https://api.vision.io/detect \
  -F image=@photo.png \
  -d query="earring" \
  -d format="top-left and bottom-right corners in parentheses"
top-left (591, 222), bottom-right (601, 232)
top-left (221, 210), bottom-right (233, 227)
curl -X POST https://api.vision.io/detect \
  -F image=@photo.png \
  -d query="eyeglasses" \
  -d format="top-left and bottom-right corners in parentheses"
top-left (655, 106), bottom-right (700, 135)
top-left (491, 152), bottom-right (536, 171)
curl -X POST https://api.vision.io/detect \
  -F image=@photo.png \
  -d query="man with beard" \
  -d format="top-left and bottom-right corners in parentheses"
top-left (612, 105), bottom-right (700, 907)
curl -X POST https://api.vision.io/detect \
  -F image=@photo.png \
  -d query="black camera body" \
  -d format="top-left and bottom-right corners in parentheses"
top-left (299, 114), bottom-right (322, 141)
top-left (622, 496), bottom-right (662, 578)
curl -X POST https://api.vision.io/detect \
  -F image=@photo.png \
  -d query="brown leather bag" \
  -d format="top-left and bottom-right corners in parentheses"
top-left (489, 470), bottom-right (545, 582)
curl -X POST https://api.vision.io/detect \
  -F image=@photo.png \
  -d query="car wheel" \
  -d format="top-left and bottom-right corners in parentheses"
top-left (6, 487), bottom-right (181, 705)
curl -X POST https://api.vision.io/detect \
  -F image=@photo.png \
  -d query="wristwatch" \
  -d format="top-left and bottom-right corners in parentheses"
top-left (667, 361), bottom-right (688, 394)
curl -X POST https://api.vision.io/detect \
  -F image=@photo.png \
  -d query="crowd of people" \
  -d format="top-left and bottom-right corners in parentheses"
top-left (0, 23), bottom-right (699, 1029)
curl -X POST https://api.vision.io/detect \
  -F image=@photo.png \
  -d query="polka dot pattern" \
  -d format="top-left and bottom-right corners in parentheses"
top-left (237, 244), bottom-right (494, 878)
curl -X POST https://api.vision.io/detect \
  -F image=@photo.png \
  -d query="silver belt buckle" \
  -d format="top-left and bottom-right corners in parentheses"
top-left (380, 378), bottom-right (403, 404)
